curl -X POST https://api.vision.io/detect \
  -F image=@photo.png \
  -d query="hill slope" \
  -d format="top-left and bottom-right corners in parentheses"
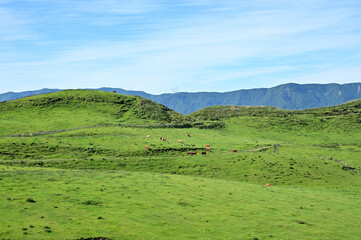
top-left (0, 90), bottom-right (361, 239)
top-left (0, 90), bottom-right (189, 135)
top-left (190, 98), bottom-right (361, 120)
top-left (1, 82), bottom-right (361, 114)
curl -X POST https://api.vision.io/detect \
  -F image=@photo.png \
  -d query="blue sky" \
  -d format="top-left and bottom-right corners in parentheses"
top-left (1, 0), bottom-right (361, 94)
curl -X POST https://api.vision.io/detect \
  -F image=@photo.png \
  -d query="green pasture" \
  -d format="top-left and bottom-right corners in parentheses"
top-left (1, 166), bottom-right (360, 240)
top-left (0, 90), bottom-right (360, 239)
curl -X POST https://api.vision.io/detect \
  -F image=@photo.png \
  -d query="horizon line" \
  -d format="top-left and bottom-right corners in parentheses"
top-left (1, 81), bottom-right (361, 96)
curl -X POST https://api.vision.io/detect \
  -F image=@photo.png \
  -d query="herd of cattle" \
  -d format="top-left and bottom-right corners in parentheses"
top-left (144, 134), bottom-right (238, 155)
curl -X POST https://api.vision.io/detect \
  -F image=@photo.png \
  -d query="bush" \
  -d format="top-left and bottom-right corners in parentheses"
top-left (26, 198), bottom-right (36, 203)
top-left (177, 199), bottom-right (194, 207)
top-left (82, 200), bottom-right (102, 206)
top-left (193, 121), bottom-right (225, 129)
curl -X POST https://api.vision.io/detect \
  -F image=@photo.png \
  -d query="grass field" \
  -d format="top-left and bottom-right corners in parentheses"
top-left (0, 90), bottom-right (360, 239)
top-left (1, 166), bottom-right (360, 240)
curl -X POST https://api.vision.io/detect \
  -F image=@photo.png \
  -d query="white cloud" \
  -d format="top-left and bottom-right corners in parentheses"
top-left (0, 0), bottom-right (360, 93)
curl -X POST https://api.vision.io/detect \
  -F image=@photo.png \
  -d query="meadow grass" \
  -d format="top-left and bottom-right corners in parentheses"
top-left (1, 166), bottom-right (360, 240)
top-left (0, 90), bottom-right (360, 239)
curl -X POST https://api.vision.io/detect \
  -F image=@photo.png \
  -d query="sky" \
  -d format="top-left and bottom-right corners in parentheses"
top-left (1, 0), bottom-right (361, 94)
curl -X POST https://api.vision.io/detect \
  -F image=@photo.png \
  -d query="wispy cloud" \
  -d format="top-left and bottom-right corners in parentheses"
top-left (73, 0), bottom-right (160, 15)
top-left (0, 0), bottom-right (360, 93)
top-left (0, 6), bottom-right (36, 41)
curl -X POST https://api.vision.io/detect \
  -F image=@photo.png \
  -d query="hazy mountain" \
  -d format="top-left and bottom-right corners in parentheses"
top-left (0, 88), bottom-right (62, 102)
top-left (1, 83), bottom-right (360, 114)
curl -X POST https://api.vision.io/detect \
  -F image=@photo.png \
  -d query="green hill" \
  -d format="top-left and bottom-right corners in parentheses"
top-left (189, 105), bottom-right (287, 120)
top-left (0, 90), bottom-right (190, 135)
top-left (190, 98), bottom-right (361, 120)
top-left (300, 98), bottom-right (361, 116)
top-left (0, 91), bottom-right (360, 239)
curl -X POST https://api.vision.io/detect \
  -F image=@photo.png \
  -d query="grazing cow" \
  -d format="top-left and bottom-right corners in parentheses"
top-left (187, 134), bottom-right (191, 137)
top-left (186, 151), bottom-right (197, 155)
top-left (266, 183), bottom-right (271, 187)
top-left (201, 151), bottom-right (206, 155)
top-left (162, 137), bottom-right (166, 141)
top-left (206, 147), bottom-right (211, 152)
top-left (113, 90), bottom-right (117, 93)
top-left (178, 140), bottom-right (184, 143)
top-left (145, 145), bottom-right (150, 151)
top-left (147, 135), bottom-right (151, 138)
top-left (205, 144), bottom-right (210, 147)
top-left (231, 149), bottom-right (237, 152)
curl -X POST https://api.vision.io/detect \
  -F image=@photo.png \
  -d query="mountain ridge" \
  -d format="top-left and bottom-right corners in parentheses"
top-left (1, 82), bottom-right (360, 114)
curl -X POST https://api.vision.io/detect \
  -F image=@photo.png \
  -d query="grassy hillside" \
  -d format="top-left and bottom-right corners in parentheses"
top-left (0, 90), bottom-right (190, 135)
top-left (0, 91), bottom-right (360, 239)
top-left (189, 105), bottom-right (287, 120)
top-left (190, 98), bottom-right (361, 119)
top-left (300, 98), bottom-right (361, 115)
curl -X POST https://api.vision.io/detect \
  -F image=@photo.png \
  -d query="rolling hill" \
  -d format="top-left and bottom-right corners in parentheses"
top-left (190, 98), bottom-right (361, 120)
top-left (0, 90), bottom-right (191, 136)
top-left (0, 89), bottom-right (360, 239)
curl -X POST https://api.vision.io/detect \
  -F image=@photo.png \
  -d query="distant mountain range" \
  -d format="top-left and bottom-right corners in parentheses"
top-left (1, 83), bottom-right (360, 114)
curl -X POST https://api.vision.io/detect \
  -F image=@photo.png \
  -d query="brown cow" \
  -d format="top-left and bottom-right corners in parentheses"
top-left (178, 140), bottom-right (184, 143)
top-left (231, 149), bottom-right (237, 152)
top-left (206, 147), bottom-right (211, 151)
top-left (187, 134), bottom-right (191, 137)
top-left (113, 90), bottom-right (117, 93)
top-left (186, 151), bottom-right (197, 155)
top-left (205, 144), bottom-right (210, 147)
top-left (201, 151), bottom-right (206, 155)
top-left (145, 145), bottom-right (150, 151)
top-left (160, 137), bottom-right (166, 141)
top-left (147, 135), bottom-right (151, 139)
